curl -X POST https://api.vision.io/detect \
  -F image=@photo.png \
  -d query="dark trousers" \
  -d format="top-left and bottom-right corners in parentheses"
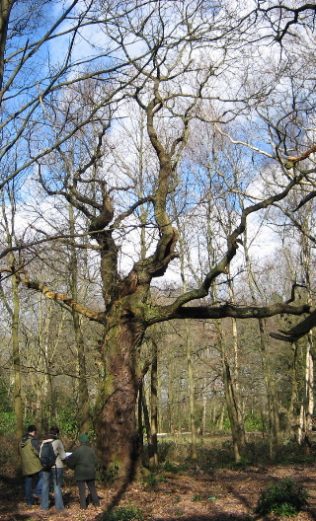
top-left (77, 480), bottom-right (100, 509)
top-left (24, 471), bottom-right (42, 505)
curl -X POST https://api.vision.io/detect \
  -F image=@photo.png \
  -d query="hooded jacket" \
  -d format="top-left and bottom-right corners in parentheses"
top-left (19, 434), bottom-right (42, 476)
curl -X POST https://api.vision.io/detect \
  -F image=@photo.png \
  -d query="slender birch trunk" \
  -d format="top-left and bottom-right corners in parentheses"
top-left (137, 381), bottom-right (144, 451)
top-left (243, 226), bottom-right (279, 457)
top-left (298, 333), bottom-right (314, 449)
top-left (227, 276), bottom-right (245, 440)
top-left (12, 270), bottom-right (23, 438)
top-left (288, 342), bottom-right (299, 436)
top-left (258, 318), bottom-right (278, 458)
top-left (297, 219), bottom-right (314, 448)
top-left (141, 388), bottom-right (151, 445)
top-left (172, 200), bottom-right (198, 457)
top-left (149, 340), bottom-right (158, 468)
top-left (202, 390), bottom-right (207, 435)
top-left (167, 363), bottom-right (174, 433)
top-left (186, 325), bottom-right (197, 459)
top-left (69, 203), bottom-right (90, 433)
top-left (1, 194), bottom-right (24, 438)
top-left (216, 320), bottom-right (245, 462)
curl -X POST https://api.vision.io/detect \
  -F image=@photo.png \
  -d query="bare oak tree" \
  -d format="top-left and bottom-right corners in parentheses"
top-left (1, 1), bottom-right (316, 479)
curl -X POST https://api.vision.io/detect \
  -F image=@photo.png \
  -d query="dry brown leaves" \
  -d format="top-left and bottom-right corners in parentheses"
top-left (1, 464), bottom-right (316, 521)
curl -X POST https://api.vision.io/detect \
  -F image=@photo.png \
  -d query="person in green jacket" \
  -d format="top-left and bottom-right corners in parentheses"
top-left (19, 425), bottom-right (43, 506)
top-left (66, 433), bottom-right (100, 509)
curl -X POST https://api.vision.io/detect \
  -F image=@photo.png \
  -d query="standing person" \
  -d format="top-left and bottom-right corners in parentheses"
top-left (66, 433), bottom-right (100, 510)
top-left (40, 426), bottom-right (67, 512)
top-left (19, 425), bottom-right (43, 506)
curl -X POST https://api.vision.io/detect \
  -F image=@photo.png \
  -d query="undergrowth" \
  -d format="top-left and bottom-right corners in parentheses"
top-left (255, 478), bottom-right (308, 516)
top-left (103, 506), bottom-right (144, 521)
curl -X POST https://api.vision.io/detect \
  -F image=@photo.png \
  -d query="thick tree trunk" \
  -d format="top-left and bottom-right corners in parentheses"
top-left (95, 319), bottom-right (144, 479)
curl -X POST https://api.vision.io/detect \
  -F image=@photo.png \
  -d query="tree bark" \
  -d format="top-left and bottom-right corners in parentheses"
top-left (69, 203), bottom-right (90, 433)
top-left (216, 320), bottom-right (245, 463)
top-left (258, 318), bottom-right (278, 459)
top-left (297, 216), bottom-right (314, 449)
top-left (0, 0), bottom-right (14, 94)
top-left (288, 341), bottom-right (299, 436)
top-left (95, 318), bottom-right (145, 478)
top-left (243, 225), bottom-right (278, 457)
top-left (298, 333), bottom-right (314, 450)
top-left (186, 326), bottom-right (197, 459)
top-left (149, 340), bottom-right (158, 468)
top-left (223, 358), bottom-right (246, 462)
top-left (202, 390), bottom-right (207, 435)
top-left (141, 388), bottom-right (151, 446)
top-left (1, 191), bottom-right (24, 438)
top-left (12, 270), bottom-right (23, 438)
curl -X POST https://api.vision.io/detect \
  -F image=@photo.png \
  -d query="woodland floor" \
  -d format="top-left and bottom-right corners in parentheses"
top-left (2, 463), bottom-right (316, 521)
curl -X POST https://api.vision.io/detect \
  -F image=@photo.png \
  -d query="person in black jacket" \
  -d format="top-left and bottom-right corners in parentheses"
top-left (66, 433), bottom-right (100, 509)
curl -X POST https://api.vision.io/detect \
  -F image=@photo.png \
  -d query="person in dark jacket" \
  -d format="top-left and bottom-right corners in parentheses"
top-left (19, 425), bottom-right (43, 506)
top-left (66, 433), bottom-right (100, 509)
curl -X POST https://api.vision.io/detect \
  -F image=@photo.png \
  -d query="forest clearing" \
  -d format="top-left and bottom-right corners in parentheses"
top-left (2, 434), bottom-right (316, 521)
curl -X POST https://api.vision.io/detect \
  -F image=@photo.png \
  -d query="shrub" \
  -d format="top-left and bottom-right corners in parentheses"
top-left (157, 440), bottom-right (176, 462)
top-left (103, 506), bottom-right (144, 521)
top-left (244, 415), bottom-right (264, 432)
top-left (97, 463), bottom-right (119, 485)
top-left (57, 406), bottom-right (78, 437)
top-left (142, 471), bottom-right (166, 490)
top-left (0, 380), bottom-right (11, 413)
top-left (0, 412), bottom-right (16, 435)
top-left (0, 434), bottom-right (20, 478)
top-left (272, 503), bottom-right (300, 517)
top-left (255, 478), bottom-right (308, 516)
top-left (162, 461), bottom-right (184, 473)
